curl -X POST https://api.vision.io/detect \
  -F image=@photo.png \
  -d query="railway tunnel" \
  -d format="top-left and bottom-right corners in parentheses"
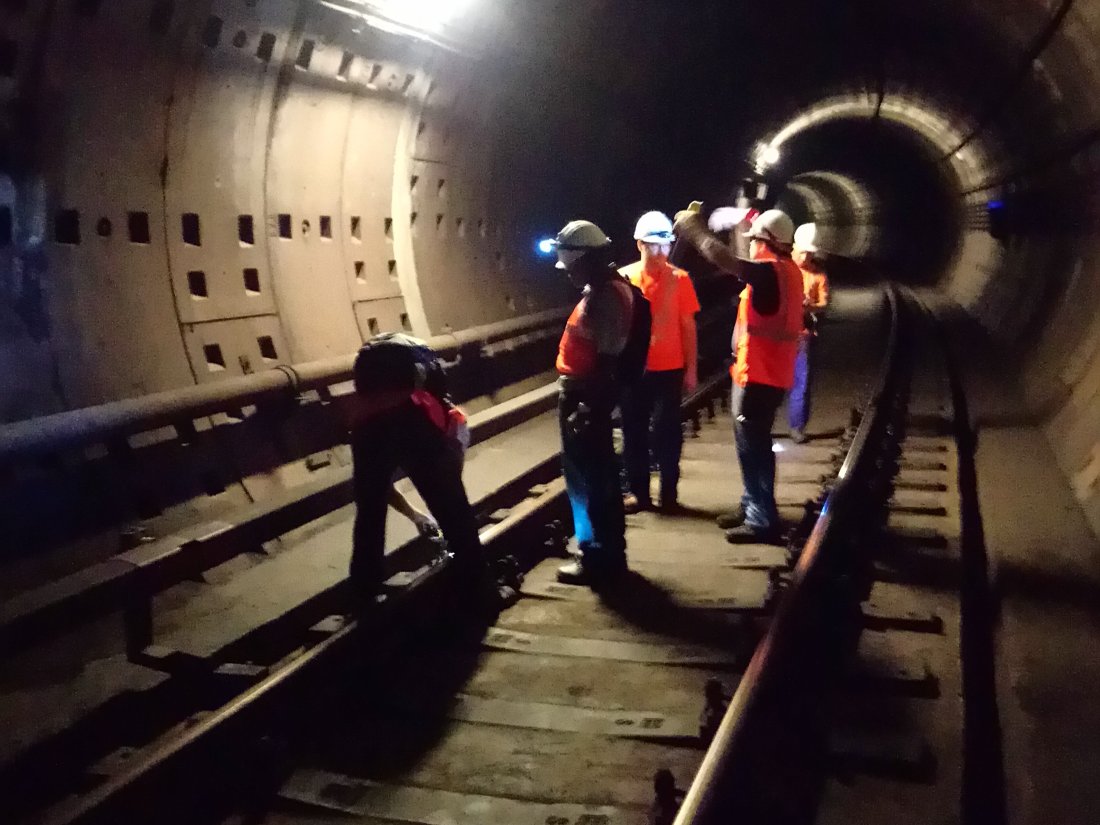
top-left (1, 1), bottom-right (1100, 824)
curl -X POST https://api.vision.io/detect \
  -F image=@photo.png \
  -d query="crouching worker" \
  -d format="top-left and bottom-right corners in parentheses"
top-left (549, 219), bottom-right (649, 586)
top-left (348, 333), bottom-right (485, 605)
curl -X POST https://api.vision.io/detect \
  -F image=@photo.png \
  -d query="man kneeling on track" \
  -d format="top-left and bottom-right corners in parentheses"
top-left (348, 333), bottom-right (489, 608)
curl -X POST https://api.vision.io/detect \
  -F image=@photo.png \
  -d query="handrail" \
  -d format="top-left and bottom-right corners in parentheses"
top-left (673, 285), bottom-right (903, 825)
top-left (0, 308), bottom-right (570, 463)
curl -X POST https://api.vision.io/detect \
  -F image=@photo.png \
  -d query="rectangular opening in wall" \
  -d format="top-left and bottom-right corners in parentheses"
top-left (187, 270), bottom-right (208, 298)
top-left (0, 38), bottom-right (17, 77)
top-left (203, 343), bottom-right (226, 371)
top-left (243, 267), bottom-right (260, 294)
top-left (354, 261), bottom-right (365, 282)
top-left (277, 213), bottom-right (292, 239)
top-left (388, 259), bottom-right (397, 279)
top-left (257, 335), bottom-right (278, 361)
top-left (350, 215), bottom-right (361, 240)
top-left (238, 215), bottom-right (255, 245)
top-left (437, 179), bottom-right (447, 199)
top-left (54, 210), bottom-right (81, 244)
top-left (455, 217), bottom-right (465, 237)
top-left (368, 63), bottom-right (383, 85)
top-left (384, 217), bottom-right (393, 238)
top-left (320, 215), bottom-right (332, 239)
top-left (338, 50), bottom-right (353, 79)
top-left (256, 32), bottom-right (276, 62)
top-left (401, 72), bottom-right (415, 94)
top-left (0, 206), bottom-right (12, 246)
top-left (435, 214), bottom-right (445, 235)
top-left (181, 212), bottom-right (201, 246)
top-left (367, 317), bottom-right (380, 335)
top-left (149, 0), bottom-right (173, 35)
top-left (478, 218), bottom-right (487, 238)
top-left (127, 211), bottom-right (151, 244)
top-left (410, 175), bottom-right (419, 192)
top-left (295, 38), bottom-right (314, 69)
top-left (400, 313), bottom-right (411, 332)
top-left (200, 15), bottom-right (222, 48)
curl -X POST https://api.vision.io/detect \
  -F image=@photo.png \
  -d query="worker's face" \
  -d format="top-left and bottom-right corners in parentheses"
top-left (562, 254), bottom-right (594, 289)
top-left (638, 239), bottom-right (671, 265)
top-left (749, 239), bottom-right (767, 260)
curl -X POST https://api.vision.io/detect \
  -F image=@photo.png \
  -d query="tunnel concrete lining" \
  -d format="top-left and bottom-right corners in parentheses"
top-left (0, 1), bottom-right (1097, 534)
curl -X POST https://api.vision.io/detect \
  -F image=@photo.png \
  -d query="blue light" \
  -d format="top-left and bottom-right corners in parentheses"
top-left (537, 238), bottom-right (556, 256)
top-left (988, 200), bottom-right (1004, 210)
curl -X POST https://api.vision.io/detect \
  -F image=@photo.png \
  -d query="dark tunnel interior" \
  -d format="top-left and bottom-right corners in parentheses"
top-left (2, 2), bottom-right (1100, 821)
top-left (0, 0), bottom-right (1095, 564)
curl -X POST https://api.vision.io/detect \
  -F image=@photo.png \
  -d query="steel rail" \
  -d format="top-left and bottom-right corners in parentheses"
top-left (673, 285), bottom-right (903, 825)
top-left (0, 308), bottom-right (569, 463)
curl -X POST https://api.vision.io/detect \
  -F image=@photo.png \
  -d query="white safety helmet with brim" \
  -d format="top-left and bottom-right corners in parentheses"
top-left (744, 209), bottom-right (795, 247)
top-left (793, 222), bottom-right (820, 254)
top-left (551, 219), bottom-right (612, 269)
top-left (633, 210), bottom-right (675, 244)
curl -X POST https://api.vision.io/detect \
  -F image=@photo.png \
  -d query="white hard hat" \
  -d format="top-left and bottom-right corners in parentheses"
top-left (633, 211), bottom-right (674, 244)
top-left (744, 209), bottom-right (795, 247)
top-left (552, 219), bottom-right (611, 269)
top-left (793, 223), bottom-right (820, 253)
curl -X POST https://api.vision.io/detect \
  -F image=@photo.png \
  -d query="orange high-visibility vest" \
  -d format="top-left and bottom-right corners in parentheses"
top-left (557, 300), bottom-right (598, 377)
top-left (732, 253), bottom-right (804, 389)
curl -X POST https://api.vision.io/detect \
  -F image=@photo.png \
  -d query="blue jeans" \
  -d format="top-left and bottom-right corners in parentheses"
top-left (731, 381), bottom-right (785, 533)
top-left (622, 369), bottom-right (685, 504)
top-left (560, 383), bottom-right (626, 567)
top-left (788, 335), bottom-right (812, 432)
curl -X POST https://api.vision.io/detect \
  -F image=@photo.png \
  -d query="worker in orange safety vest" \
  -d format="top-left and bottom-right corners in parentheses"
top-left (788, 222), bottom-right (831, 444)
top-left (673, 207), bottom-right (804, 544)
top-left (619, 210), bottom-right (701, 514)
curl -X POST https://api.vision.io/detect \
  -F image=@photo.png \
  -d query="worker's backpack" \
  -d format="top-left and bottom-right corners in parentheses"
top-left (353, 333), bottom-right (449, 400)
top-left (617, 281), bottom-right (652, 385)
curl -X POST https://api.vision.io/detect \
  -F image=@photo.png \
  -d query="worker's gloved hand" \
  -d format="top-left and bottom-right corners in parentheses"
top-left (708, 207), bottom-right (753, 233)
top-left (566, 402), bottom-right (591, 437)
top-left (413, 513), bottom-right (441, 537)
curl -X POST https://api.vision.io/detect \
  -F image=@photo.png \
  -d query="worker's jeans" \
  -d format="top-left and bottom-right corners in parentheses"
top-left (788, 334), bottom-right (813, 432)
top-left (560, 381), bottom-right (626, 569)
top-left (622, 369), bottom-right (685, 505)
top-left (350, 404), bottom-right (484, 594)
top-left (731, 381), bottom-right (786, 534)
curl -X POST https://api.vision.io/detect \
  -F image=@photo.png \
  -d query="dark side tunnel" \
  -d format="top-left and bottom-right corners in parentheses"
top-left (0, 0), bottom-right (1097, 534)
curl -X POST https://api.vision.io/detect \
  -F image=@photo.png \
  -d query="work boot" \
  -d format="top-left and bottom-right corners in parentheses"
top-left (724, 524), bottom-right (783, 545)
top-left (623, 493), bottom-right (651, 514)
top-left (556, 557), bottom-right (627, 587)
top-left (716, 507), bottom-right (747, 530)
top-left (790, 429), bottom-right (809, 444)
top-left (657, 498), bottom-right (682, 515)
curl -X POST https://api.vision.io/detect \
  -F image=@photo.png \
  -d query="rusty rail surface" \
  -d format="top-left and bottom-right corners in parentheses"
top-left (673, 285), bottom-right (906, 825)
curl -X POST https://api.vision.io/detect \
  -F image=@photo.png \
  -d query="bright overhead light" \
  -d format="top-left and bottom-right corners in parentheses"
top-left (372, 0), bottom-right (476, 33)
top-left (537, 238), bottom-right (556, 256)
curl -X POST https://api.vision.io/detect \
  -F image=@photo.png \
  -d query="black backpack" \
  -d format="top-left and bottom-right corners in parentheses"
top-left (617, 280), bottom-right (652, 384)
top-left (353, 333), bottom-right (448, 399)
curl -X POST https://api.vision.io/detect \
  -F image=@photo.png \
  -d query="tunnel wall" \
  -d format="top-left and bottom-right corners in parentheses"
top-left (0, 0), bottom-right (567, 423)
top-left (939, 4), bottom-right (1100, 537)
